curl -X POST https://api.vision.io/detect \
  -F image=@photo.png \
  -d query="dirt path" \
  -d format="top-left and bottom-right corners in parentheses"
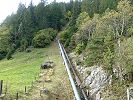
top-left (23, 42), bottom-right (73, 100)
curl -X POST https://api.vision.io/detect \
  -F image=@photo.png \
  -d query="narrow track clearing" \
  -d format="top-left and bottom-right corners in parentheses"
top-left (25, 42), bottom-right (73, 100)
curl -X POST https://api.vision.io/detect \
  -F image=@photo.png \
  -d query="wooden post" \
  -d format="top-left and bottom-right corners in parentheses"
top-left (10, 96), bottom-right (13, 100)
top-left (25, 86), bottom-right (27, 94)
top-left (0, 80), bottom-right (3, 95)
top-left (127, 88), bottom-right (130, 100)
top-left (5, 81), bottom-right (7, 94)
top-left (40, 67), bottom-right (42, 73)
top-left (31, 81), bottom-right (33, 87)
top-left (86, 89), bottom-right (89, 97)
top-left (38, 73), bottom-right (40, 77)
top-left (40, 90), bottom-right (41, 96)
top-left (16, 92), bottom-right (18, 100)
top-left (43, 81), bottom-right (44, 89)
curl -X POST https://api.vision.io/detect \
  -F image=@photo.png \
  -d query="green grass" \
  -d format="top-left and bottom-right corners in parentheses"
top-left (0, 42), bottom-right (73, 99)
top-left (26, 42), bottom-right (73, 100)
top-left (0, 48), bottom-right (47, 94)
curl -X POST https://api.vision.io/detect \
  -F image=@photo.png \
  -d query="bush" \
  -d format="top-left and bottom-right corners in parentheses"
top-left (26, 46), bottom-right (33, 53)
top-left (75, 43), bottom-right (86, 54)
top-left (6, 50), bottom-right (12, 60)
top-left (59, 26), bottom-right (77, 47)
top-left (20, 38), bottom-right (28, 51)
top-left (0, 50), bottom-right (7, 60)
top-left (33, 28), bottom-right (57, 48)
top-left (6, 44), bottom-right (15, 60)
top-left (33, 32), bottom-right (51, 48)
top-left (0, 38), bottom-right (9, 60)
top-left (85, 37), bottom-right (105, 66)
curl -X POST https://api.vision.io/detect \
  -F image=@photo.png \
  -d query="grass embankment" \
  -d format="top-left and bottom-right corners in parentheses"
top-left (27, 42), bottom-right (73, 100)
top-left (0, 42), bottom-right (73, 99)
top-left (0, 48), bottom-right (46, 94)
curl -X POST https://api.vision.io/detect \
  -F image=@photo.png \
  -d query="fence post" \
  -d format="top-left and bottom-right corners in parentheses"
top-left (43, 81), bottom-right (44, 89)
top-left (40, 90), bottom-right (41, 96)
top-left (16, 92), bottom-right (18, 100)
top-left (5, 81), bottom-right (7, 94)
top-left (40, 67), bottom-right (42, 73)
top-left (10, 95), bottom-right (13, 100)
top-left (38, 73), bottom-right (40, 78)
top-left (25, 86), bottom-right (27, 94)
top-left (127, 88), bottom-right (130, 100)
top-left (31, 81), bottom-right (33, 87)
top-left (0, 80), bottom-right (3, 95)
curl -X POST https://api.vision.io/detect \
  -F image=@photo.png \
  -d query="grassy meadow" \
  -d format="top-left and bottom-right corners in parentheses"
top-left (0, 42), bottom-right (73, 99)
top-left (26, 42), bottom-right (73, 100)
top-left (0, 48), bottom-right (46, 94)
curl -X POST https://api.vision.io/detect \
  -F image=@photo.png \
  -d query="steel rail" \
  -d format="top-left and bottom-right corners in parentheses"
top-left (58, 40), bottom-right (81, 100)
top-left (61, 43), bottom-right (89, 100)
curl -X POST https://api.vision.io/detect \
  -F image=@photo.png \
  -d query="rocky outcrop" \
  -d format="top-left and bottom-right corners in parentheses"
top-left (76, 65), bottom-right (112, 100)
top-left (69, 53), bottom-right (112, 100)
top-left (84, 66), bottom-right (112, 100)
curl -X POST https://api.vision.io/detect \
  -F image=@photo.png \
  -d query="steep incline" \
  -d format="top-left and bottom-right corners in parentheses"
top-left (25, 42), bottom-right (73, 100)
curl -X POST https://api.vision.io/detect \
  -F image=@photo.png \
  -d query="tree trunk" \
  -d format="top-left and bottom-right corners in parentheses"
top-left (117, 38), bottom-right (123, 82)
top-left (117, 17), bottom-right (125, 82)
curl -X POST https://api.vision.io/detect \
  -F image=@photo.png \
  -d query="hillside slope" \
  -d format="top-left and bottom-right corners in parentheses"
top-left (0, 42), bottom-right (73, 100)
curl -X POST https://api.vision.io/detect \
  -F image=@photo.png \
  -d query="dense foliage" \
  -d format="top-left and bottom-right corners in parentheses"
top-left (0, 0), bottom-right (126, 60)
top-left (0, 0), bottom-right (133, 98)
top-left (0, 0), bottom-right (133, 84)
top-left (60, 0), bottom-right (133, 82)
top-left (0, 26), bottom-right (10, 59)
top-left (0, 0), bottom-right (73, 59)
top-left (33, 28), bottom-right (57, 48)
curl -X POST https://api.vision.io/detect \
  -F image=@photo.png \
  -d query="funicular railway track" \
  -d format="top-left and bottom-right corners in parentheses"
top-left (58, 40), bottom-right (89, 100)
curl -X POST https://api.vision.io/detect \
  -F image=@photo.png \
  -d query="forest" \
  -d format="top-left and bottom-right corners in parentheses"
top-left (0, 0), bottom-right (133, 99)
top-left (60, 0), bottom-right (133, 82)
top-left (0, 0), bottom-right (121, 60)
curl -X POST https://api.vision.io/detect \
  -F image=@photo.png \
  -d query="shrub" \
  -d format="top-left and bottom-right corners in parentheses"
top-left (6, 50), bottom-right (12, 60)
top-left (0, 36), bottom-right (9, 60)
top-left (20, 38), bottom-right (28, 51)
top-left (75, 43), bottom-right (85, 54)
top-left (26, 46), bottom-right (33, 53)
top-left (6, 44), bottom-right (15, 60)
top-left (0, 50), bottom-right (7, 60)
top-left (59, 26), bottom-right (77, 47)
top-left (33, 28), bottom-right (57, 48)
top-left (85, 37), bottom-right (105, 66)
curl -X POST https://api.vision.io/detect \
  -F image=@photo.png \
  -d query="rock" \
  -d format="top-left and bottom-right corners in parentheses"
top-left (113, 67), bottom-right (119, 78)
top-left (96, 91), bottom-right (101, 100)
top-left (69, 52), bottom-right (77, 59)
top-left (69, 52), bottom-right (112, 100)
top-left (41, 88), bottom-right (49, 94)
top-left (78, 54), bottom-right (84, 62)
top-left (77, 66), bottom-right (81, 70)
top-left (39, 73), bottom-right (45, 77)
top-left (26, 46), bottom-right (33, 53)
top-left (77, 66), bottom-right (86, 75)
top-left (41, 61), bottom-right (55, 69)
top-left (76, 65), bottom-right (111, 100)
top-left (45, 76), bottom-right (51, 82)
top-left (47, 68), bottom-right (54, 76)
